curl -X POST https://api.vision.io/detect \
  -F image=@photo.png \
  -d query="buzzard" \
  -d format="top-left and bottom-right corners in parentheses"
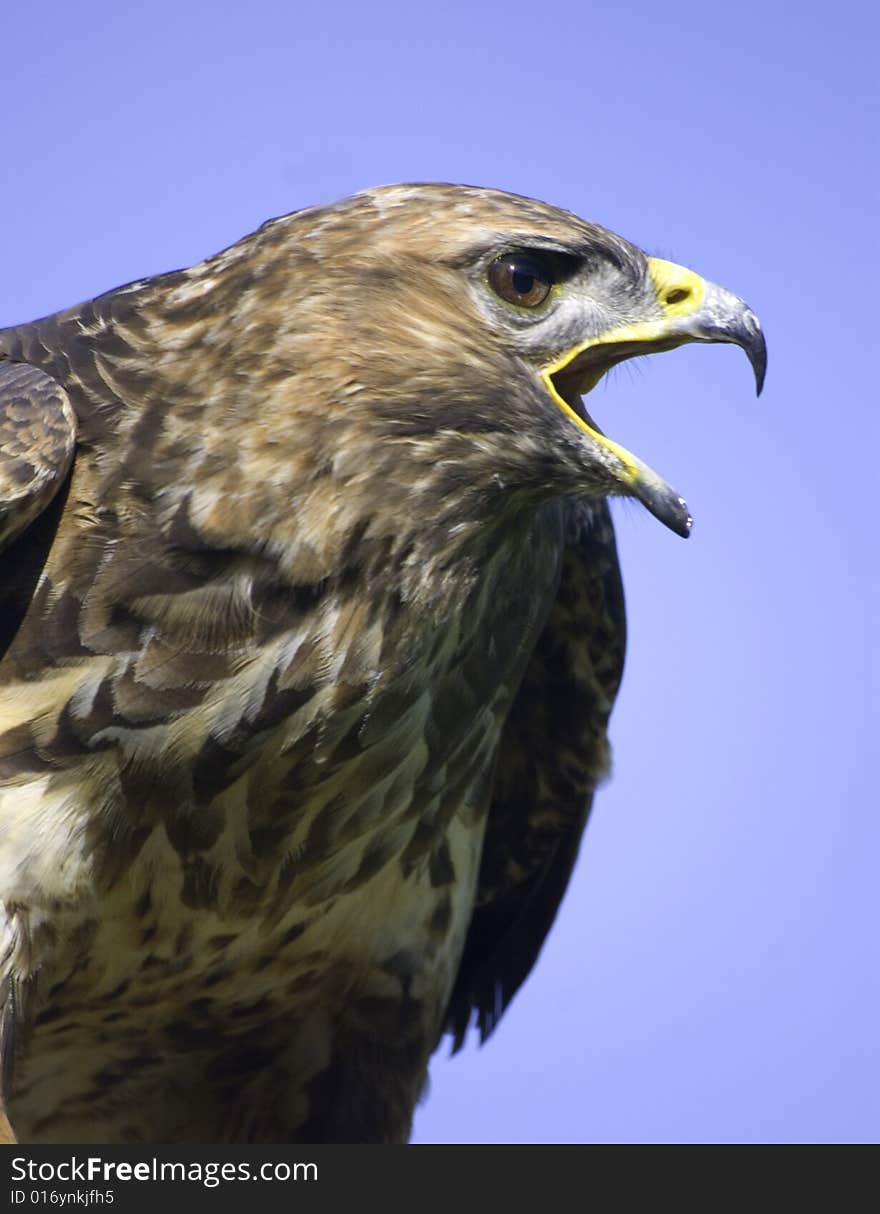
top-left (0, 185), bottom-right (765, 1143)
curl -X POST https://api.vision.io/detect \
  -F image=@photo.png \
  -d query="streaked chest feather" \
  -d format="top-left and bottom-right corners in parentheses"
top-left (1, 510), bottom-right (563, 1138)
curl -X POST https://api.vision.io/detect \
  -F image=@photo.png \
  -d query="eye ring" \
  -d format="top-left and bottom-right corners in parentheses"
top-left (487, 252), bottom-right (555, 309)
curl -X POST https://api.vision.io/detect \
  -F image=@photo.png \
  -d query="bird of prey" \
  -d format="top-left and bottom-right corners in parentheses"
top-left (0, 184), bottom-right (765, 1143)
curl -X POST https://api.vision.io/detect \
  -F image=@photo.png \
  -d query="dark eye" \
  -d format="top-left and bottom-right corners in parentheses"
top-left (487, 252), bottom-right (555, 309)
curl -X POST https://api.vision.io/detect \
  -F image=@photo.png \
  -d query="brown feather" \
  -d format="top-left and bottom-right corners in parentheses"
top-left (0, 184), bottom-right (736, 1142)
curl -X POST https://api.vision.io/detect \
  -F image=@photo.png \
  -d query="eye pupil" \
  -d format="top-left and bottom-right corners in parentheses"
top-left (488, 252), bottom-right (554, 309)
top-left (511, 267), bottom-right (536, 296)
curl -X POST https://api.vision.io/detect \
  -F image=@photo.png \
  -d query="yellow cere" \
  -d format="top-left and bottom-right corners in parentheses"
top-left (647, 258), bottom-right (706, 318)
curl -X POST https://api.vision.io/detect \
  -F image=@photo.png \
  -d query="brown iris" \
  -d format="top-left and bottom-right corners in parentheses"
top-left (487, 252), bottom-right (554, 309)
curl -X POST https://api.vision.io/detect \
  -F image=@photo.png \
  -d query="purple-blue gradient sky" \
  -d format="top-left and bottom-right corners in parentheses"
top-left (2, 1), bottom-right (875, 1143)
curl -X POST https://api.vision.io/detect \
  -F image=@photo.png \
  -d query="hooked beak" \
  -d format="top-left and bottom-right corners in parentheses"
top-left (541, 257), bottom-right (767, 537)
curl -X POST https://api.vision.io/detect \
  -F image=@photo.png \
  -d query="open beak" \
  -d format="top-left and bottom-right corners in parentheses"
top-left (541, 257), bottom-right (767, 537)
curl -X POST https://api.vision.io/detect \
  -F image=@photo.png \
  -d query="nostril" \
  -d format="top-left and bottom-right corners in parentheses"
top-left (665, 288), bottom-right (690, 305)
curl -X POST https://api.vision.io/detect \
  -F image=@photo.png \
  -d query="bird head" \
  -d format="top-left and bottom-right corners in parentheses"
top-left (136, 184), bottom-right (765, 572)
top-left (247, 184), bottom-right (764, 540)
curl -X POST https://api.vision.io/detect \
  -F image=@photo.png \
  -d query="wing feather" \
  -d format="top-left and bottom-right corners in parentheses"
top-left (0, 359), bottom-right (76, 660)
top-left (444, 498), bottom-right (626, 1047)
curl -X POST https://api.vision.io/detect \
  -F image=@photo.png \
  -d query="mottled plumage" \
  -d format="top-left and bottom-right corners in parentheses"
top-left (0, 184), bottom-right (764, 1142)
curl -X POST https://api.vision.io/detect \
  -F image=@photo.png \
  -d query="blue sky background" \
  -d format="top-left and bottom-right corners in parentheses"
top-left (2, 1), bottom-right (875, 1143)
